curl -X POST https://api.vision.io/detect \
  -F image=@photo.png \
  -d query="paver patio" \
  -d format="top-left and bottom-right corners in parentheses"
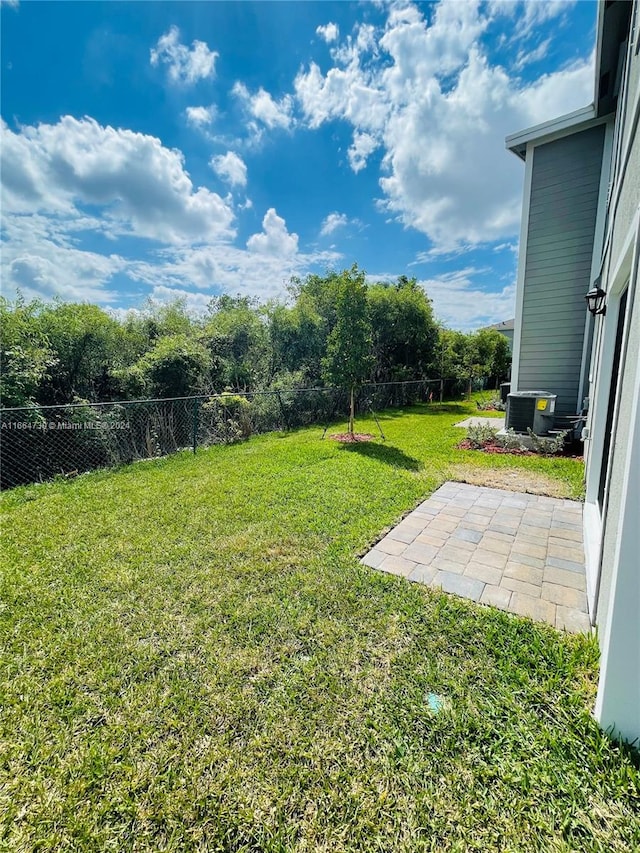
top-left (362, 482), bottom-right (590, 633)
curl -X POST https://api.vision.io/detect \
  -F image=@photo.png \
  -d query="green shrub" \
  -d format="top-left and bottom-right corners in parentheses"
top-left (527, 428), bottom-right (568, 456)
top-left (465, 422), bottom-right (499, 449)
top-left (498, 428), bottom-right (527, 452)
top-left (201, 394), bottom-right (253, 444)
top-left (476, 395), bottom-right (505, 412)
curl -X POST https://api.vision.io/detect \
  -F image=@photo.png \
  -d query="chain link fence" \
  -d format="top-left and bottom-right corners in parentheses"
top-left (0, 379), bottom-right (449, 490)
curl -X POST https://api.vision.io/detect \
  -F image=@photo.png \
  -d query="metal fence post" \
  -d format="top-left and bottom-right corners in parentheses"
top-left (192, 397), bottom-right (200, 454)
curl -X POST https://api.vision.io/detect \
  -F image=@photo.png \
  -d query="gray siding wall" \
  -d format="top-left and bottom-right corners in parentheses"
top-left (518, 125), bottom-right (605, 414)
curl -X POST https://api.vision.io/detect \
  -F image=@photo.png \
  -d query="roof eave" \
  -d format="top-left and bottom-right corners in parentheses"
top-left (505, 104), bottom-right (597, 161)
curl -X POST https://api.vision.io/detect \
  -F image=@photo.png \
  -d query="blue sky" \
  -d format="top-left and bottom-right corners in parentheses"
top-left (1, 0), bottom-right (597, 330)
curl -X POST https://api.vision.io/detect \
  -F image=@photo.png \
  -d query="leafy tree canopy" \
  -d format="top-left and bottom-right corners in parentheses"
top-left (0, 276), bottom-right (510, 407)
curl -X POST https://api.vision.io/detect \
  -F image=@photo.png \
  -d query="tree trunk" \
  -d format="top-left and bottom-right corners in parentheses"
top-left (349, 385), bottom-right (355, 436)
top-left (439, 378), bottom-right (444, 403)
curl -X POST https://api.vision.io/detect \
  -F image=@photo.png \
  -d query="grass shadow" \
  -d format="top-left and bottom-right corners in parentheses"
top-left (413, 402), bottom-right (470, 416)
top-left (340, 441), bottom-right (423, 472)
top-left (371, 402), bottom-right (470, 420)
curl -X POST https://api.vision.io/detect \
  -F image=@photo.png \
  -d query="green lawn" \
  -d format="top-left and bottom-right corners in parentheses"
top-left (2, 402), bottom-right (638, 852)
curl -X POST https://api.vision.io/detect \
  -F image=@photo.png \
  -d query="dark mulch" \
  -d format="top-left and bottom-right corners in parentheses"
top-left (457, 439), bottom-right (583, 460)
top-left (458, 439), bottom-right (532, 455)
top-left (329, 433), bottom-right (375, 443)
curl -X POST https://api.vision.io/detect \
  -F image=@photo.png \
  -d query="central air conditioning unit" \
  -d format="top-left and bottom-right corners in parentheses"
top-left (506, 391), bottom-right (557, 435)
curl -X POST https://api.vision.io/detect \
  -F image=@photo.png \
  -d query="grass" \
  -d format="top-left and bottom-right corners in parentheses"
top-left (1, 401), bottom-right (638, 852)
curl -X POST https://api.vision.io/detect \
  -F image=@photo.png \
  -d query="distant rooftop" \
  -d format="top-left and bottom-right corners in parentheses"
top-left (482, 319), bottom-right (514, 332)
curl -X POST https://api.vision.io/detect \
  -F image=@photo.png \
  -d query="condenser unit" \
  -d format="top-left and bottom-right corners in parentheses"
top-left (506, 391), bottom-right (557, 435)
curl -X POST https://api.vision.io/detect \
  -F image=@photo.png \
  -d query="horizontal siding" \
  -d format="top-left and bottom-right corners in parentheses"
top-left (529, 173), bottom-right (600, 193)
top-left (530, 149), bottom-right (603, 171)
top-left (529, 175), bottom-right (601, 200)
top-left (524, 234), bottom-right (600, 256)
top-left (524, 253), bottom-right (594, 273)
top-left (531, 141), bottom-right (603, 169)
top-left (523, 264), bottom-right (593, 281)
top-left (528, 197), bottom-right (600, 221)
top-left (529, 160), bottom-right (603, 183)
top-left (528, 183), bottom-right (600, 208)
top-left (518, 331), bottom-right (586, 345)
top-left (523, 295), bottom-right (590, 311)
top-left (519, 124), bottom-right (605, 415)
top-left (526, 219), bottom-right (601, 244)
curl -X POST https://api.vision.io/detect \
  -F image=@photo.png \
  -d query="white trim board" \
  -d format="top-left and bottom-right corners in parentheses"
top-left (594, 354), bottom-right (640, 743)
top-left (506, 105), bottom-right (597, 159)
top-left (583, 500), bottom-right (602, 619)
top-left (510, 142), bottom-right (534, 392)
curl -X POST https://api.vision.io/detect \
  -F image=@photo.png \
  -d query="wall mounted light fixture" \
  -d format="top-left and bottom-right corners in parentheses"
top-left (586, 278), bottom-right (607, 316)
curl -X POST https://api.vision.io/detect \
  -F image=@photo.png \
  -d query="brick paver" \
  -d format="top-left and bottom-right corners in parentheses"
top-left (361, 482), bottom-right (591, 633)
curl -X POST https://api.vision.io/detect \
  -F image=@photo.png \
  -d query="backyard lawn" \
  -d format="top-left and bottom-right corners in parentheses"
top-left (2, 402), bottom-right (639, 851)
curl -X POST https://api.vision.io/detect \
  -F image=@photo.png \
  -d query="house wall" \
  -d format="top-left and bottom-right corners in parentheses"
top-left (517, 125), bottom-right (606, 415)
top-left (592, 33), bottom-right (640, 626)
top-left (589, 18), bottom-right (640, 742)
top-left (500, 328), bottom-right (514, 352)
top-left (592, 225), bottom-right (639, 742)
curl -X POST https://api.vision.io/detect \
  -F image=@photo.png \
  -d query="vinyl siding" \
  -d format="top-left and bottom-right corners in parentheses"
top-left (518, 124), bottom-right (606, 415)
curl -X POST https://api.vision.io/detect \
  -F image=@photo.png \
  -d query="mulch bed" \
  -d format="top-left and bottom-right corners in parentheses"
top-left (457, 439), bottom-right (583, 459)
top-left (458, 439), bottom-right (533, 455)
top-left (329, 433), bottom-right (375, 443)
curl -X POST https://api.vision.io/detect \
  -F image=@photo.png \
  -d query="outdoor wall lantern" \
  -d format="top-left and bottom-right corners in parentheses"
top-left (585, 279), bottom-right (607, 316)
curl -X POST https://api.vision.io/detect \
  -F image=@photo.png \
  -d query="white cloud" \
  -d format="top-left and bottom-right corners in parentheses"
top-left (150, 26), bottom-right (217, 85)
top-left (488, 1), bottom-right (575, 47)
top-left (232, 82), bottom-right (293, 131)
top-left (418, 269), bottom-right (516, 331)
top-left (247, 208), bottom-right (298, 256)
top-left (513, 37), bottom-right (551, 71)
top-left (348, 132), bottom-right (379, 172)
top-left (526, 0), bottom-right (575, 27)
top-left (1, 116), bottom-right (235, 244)
top-left (320, 212), bottom-right (349, 236)
top-left (252, 89), bottom-right (293, 129)
top-left (146, 285), bottom-right (214, 315)
top-left (185, 105), bottom-right (216, 128)
top-left (3, 231), bottom-right (126, 303)
top-left (210, 151), bottom-right (248, 188)
top-left (1, 116), bottom-right (340, 308)
top-left (2, 209), bottom-right (339, 309)
top-left (320, 210), bottom-right (364, 237)
top-left (316, 23), bottom-right (339, 43)
top-left (294, 58), bottom-right (387, 132)
top-left (127, 240), bottom-right (341, 305)
top-left (294, 0), bottom-right (593, 250)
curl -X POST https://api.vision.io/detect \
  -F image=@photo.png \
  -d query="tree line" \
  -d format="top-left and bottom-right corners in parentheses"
top-left (0, 265), bottom-right (511, 409)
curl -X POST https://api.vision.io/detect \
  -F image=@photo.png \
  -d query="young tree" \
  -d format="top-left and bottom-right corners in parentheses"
top-left (321, 266), bottom-right (374, 435)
